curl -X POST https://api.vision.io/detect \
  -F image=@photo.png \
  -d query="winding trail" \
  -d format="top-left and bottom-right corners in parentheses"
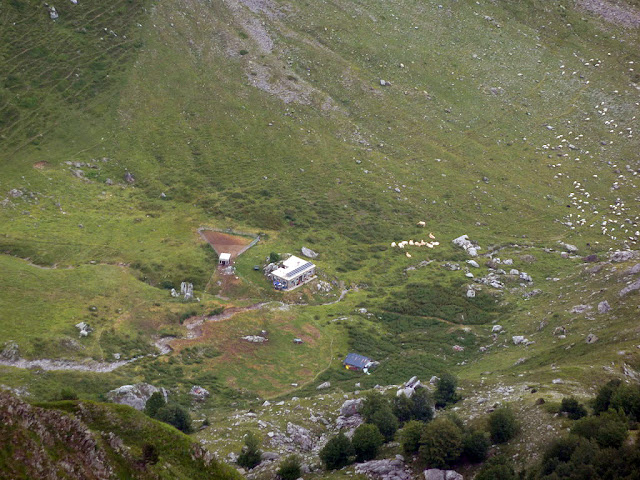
top-left (1, 288), bottom-right (352, 373)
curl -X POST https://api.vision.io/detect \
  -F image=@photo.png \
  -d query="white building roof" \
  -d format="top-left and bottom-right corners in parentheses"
top-left (272, 255), bottom-right (315, 280)
top-left (219, 253), bottom-right (231, 261)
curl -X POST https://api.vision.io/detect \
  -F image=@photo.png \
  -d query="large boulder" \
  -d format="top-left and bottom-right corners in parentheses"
top-left (301, 246), bottom-right (318, 259)
top-left (339, 398), bottom-right (363, 417)
top-left (424, 469), bottom-right (463, 480)
top-left (106, 383), bottom-right (166, 411)
top-left (356, 457), bottom-right (411, 480)
top-left (610, 250), bottom-right (637, 263)
top-left (598, 301), bottom-right (611, 314)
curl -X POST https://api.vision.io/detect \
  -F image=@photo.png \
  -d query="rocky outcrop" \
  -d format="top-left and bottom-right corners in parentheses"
top-left (0, 391), bottom-right (113, 479)
top-left (355, 456), bottom-right (411, 480)
top-left (340, 398), bottom-right (363, 417)
top-left (106, 383), bottom-right (166, 411)
top-left (424, 469), bottom-right (463, 480)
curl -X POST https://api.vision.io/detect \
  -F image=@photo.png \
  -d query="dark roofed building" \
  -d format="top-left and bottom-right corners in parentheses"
top-left (343, 353), bottom-right (377, 372)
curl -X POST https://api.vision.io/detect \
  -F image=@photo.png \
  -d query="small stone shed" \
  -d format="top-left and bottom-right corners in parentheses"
top-left (343, 353), bottom-right (377, 373)
top-left (218, 253), bottom-right (231, 266)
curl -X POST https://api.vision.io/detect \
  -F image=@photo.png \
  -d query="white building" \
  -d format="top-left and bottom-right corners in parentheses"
top-left (219, 253), bottom-right (231, 266)
top-left (270, 255), bottom-right (316, 290)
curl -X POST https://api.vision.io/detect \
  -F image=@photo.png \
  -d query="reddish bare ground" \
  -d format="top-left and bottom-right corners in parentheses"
top-left (200, 230), bottom-right (253, 259)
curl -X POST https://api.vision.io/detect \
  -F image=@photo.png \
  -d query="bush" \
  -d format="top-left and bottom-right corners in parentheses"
top-left (462, 429), bottom-right (490, 463)
top-left (319, 432), bottom-right (354, 470)
top-left (361, 392), bottom-right (399, 441)
top-left (269, 252), bottom-right (281, 263)
top-left (155, 404), bottom-right (193, 434)
top-left (434, 373), bottom-right (460, 408)
top-left (60, 388), bottom-right (78, 401)
top-left (141, 443), bottom-right (159, 465)
top-left (418, 417), bottom-right (463, 468)
top-left (561, 397), bottom-right (588, 420)
top-left (144, 392), bottom-right (166, 419)
top-left (571, 410), bottom-right (628, 448)
top-left (399, 420), bottom-right (426, 455)
top-left (352, 424), bottom-right (385, 462)
top-left (475, 455), bottom-right (517, 480)
top-left (237, 432), bottom-right (262, 469)
top-left (488, 407), bottom-right (520, 444)
top-left (393, 387), bottom-right (433, 424)
top-left (610, 383), bottom-right (640, 422)
top-left (277, 455), bottom-right (301, 480)
top-left (592, 379), bottom-right (622, 415)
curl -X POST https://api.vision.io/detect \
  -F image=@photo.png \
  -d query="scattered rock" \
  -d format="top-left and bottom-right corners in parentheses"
top-left (467, 260), bottom-right (479, 268)
top-left (583, 254), bottom-right (599, 263)
top-left (316, 381), bottom-right (331, 390)
top-left (610, 250), bottom-right (637, 263)
top-left (452, 234), bottom-right (480, 257)
top-left (598, 301), bottom-right (611, 314)
top-left (189, 385), bottom-right (210, 401)
top-left (75, 322), bottom-right (92, 337)
top-left (585, 333), bottom-right (599, 344)
top-left (355, 458), bottom-right (411, 480)
top-left (466, 288), bottom-right (475, 298)
top-left (552, 378), bottom-right (564, 384)
top-left (124, 172), bottom-right (135, 184)
top-left (553, 326), bottom-right (567, 336)
top-left (423, 468), bottom-right (463, 480)
top-left (620, 278), bottom-right (640, 297)
top-left (105, 178), bottom-right (113, 185)
top-left (301, 246), bottom-right (318, 259)
top-left (242, 335), bottom-right (268, 343)
top-left (512, 336), bottom-right (527, 345)
top-left (558, 242), bottom-right (578, 253)
top-left (1, 342), bottom-right (20, 361)
top-left (570, 304), bottom-right (591, 314)
top-left (339, 398), bottom-right (363, 417)
top-left (106, 383), bottom-right (167, 410)
top-left (492, 325), bottom-right (503, 333)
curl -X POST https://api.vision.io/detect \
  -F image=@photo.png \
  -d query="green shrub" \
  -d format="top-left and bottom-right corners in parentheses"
top-left (144, 392), bottom-right (166, 418)
top-left (352, 424), bottom-right (384, 462)
top-left (610, 383), bottom-right (640, 422)
top-left (142, 443), bottom-right (159, 465)
top-left (399, 420), bottom-right (425, 455)
top-left (393, 387), bottom-right (433, 424)
top-left (592, 379), bottom-right (622, 415)
top-left (59, 388), bottom-right (78, 401)
top-left (560, 397), bottom-right (588, 420)
top-left (434, 373), bottom-right (460, 408)
top-left (361, 392), bottom-right (399, 441)
top-left (475, 455), bottom-right (517, 480)
top-left (269, 252), bottom-right (281, 263)
top-left (277, 455), bottom-right (301, 480)
top-left (462, 429), bottom-right (490, 463)
top-left (155, 404), bottom-right (193, 434)
top-left (571, 410), bottom-right (628, 448)
top-left (418, 417), bottom-right (463, 468)
top-left (488, 407), bottom-right (520, 444)
top-left (319, 432), bottom-right (353, 470)
top-left (237, 432), bottom-right (262, 469)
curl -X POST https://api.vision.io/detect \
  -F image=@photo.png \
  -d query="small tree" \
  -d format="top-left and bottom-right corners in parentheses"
top-left (434, 373), bottom-right (460, 408)
top-left (411, 387), bottom-right (434, 422)
top-left (571, 410), bottom-right (628, 449)
top-left (237, 431), bottom-right (262, 469)
top-left (462, 429), bottom-right (490, 463)
top-left (319, 432), bottom-right (354, 470)
top-left (561, 397), bottom-right (588, 420)
top-left (352, 424), bottom-right (385, 462)
top-left (277, 455), bottom-right (301, 480)
top-left (474, 455), bottom-right (517, 480)
top-left (488, 407), bottom-right (520, 444)
top-left (399, 420), bottom-right (426, 455)
top-left (144, 392), bottom-right (166, 419)
top-left (419, 417), bottom-right (463, 468)
top-left (361, 392), bottom-right (399, 441)
top-left (155, 404), bottom-right (193, 434)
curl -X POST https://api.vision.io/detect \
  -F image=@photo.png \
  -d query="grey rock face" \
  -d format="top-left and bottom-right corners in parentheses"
top-left (339, 398), bottom-right (363, 417)
top-left (106, 383), bottom-right (166, 411)
top-left (355, 458), bottom-right (411, 480)
top-left (424, 468), bottom-right (464, 480)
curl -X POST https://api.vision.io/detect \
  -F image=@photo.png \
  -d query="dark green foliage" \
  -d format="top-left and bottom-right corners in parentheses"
top-left (434, 373), bottom-right (460, 408)
top-left (269, 252), bottom-right (281, 263)
top-left (610, 383), bottom-right (640, 422)
top-left (488, 407), bottom-right (520, 444)
top-left (462, 429), bottom-right (490, 463)
top-left (360, 392), bottom-right (399, 441)
top-left (144, 392), bottom-right (166, 419)
top-left (352, 424), bottom-right (384, 462)
top-left (570, 410), bottom-right (628, 448)
top-left (202, 418), bottom-right (210, 427)
top-left (475, 455), bottom-right (518, 480)
top-left (155, 404), bottom-right (193, 434)
top-left (418, 417), bottom-right (463, 468)
top-left (560, 397), bottom-right (588, 420)
top-left (277, 455), bottom-right (301, 480)
top-left (399, 420), bottom-right (425, 455)
top-left (237, 432), bottom-right (262, 470)
top-left (592, 379), bottom-right (622, 415)
top-left (142, 443), bottom-right (159, 465)
top-left (59, 388), bottom-right (78, 401)
top-left (319, 432), bottom-right (354, 470)
top-left (393, 387), bottom-right (433, 423)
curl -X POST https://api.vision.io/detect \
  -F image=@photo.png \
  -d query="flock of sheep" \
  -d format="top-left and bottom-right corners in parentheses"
top-left (390, 222), bottom-right (440, 258)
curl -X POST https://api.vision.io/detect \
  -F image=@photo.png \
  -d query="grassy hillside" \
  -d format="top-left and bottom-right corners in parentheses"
top-left (1, 0), bottom-right (639, 417)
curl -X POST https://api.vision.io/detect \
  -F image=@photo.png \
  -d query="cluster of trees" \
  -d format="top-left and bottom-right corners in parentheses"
top-left (320, 374), bottom-right (467, 470)
top-left (144, 392), bottom-right (193, 434)
top-left (523, 379), bottom-right (640, 479)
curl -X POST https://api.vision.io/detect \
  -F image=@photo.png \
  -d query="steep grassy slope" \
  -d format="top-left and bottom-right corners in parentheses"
top-left (0, 391), bottom-right (242, 480)
top-left (0, 0), bottom-right (639, 406)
